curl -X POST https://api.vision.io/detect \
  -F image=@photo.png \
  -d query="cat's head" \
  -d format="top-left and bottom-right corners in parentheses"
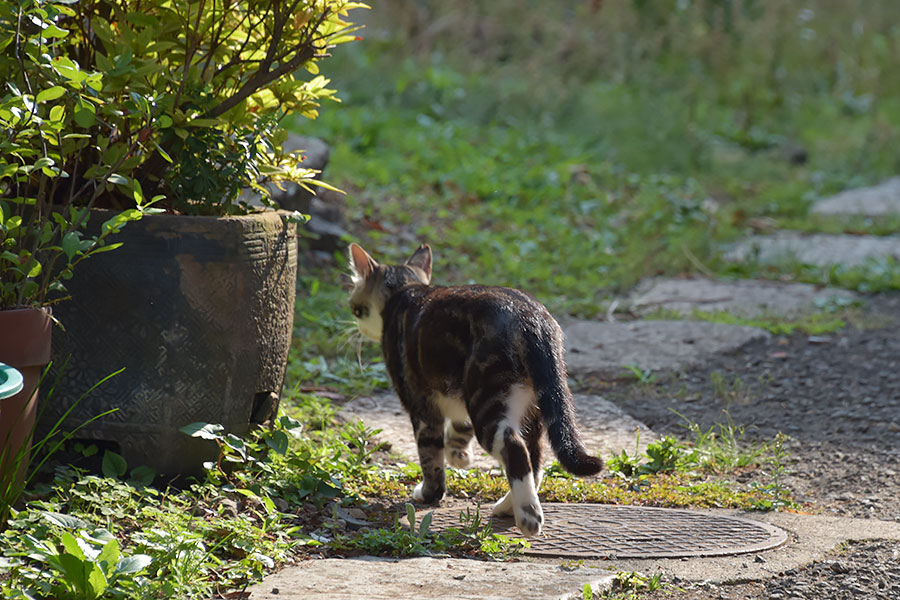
top-left (347, 243), bottom-right (432, 341)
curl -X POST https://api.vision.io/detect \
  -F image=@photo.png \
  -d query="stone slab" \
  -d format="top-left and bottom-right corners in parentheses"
top-left (724, 232), bottom-right (900, 268)
top-left (627, 277), bottom-right (857, 318)
top-left (339, 392), bottom-right (656, 468)
top-left (811, 177), bottom-right (900, 216)
top-left (247, 556), bottom-right (615, 600)
top-left (562, 320), bottom-right (770, 379)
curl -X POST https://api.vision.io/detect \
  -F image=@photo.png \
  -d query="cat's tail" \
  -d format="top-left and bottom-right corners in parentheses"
top-left (527, 328), bottom-right (604, 477)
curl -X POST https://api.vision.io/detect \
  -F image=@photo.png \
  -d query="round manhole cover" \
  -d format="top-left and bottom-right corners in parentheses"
top-left (429, 503), bottom-right (787, 559)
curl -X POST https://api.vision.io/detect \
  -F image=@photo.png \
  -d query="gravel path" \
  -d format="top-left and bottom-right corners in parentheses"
top-left (596, 293), bottom-right (900, 599)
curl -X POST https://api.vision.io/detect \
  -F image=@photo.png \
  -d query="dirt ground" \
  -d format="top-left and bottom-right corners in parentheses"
top-left (597, 292), bottom-right (900, 599)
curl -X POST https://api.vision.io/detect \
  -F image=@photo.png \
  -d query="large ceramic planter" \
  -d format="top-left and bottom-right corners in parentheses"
top-left (45, 211), bottom-right (298, 476)
top-left (0, 308), bottom-right (52, 487)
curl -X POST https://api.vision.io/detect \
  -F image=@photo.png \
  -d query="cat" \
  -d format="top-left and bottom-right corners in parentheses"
top-left (347, 242), bottom-right (603, 537)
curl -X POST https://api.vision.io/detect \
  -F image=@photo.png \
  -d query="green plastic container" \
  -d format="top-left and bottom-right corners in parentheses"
top-left (0, 362), bottom-right (24, 400)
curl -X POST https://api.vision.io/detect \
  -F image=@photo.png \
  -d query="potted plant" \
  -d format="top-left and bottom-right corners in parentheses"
top-left (0, 1), bottom-right (153, 479)
top-left (1, 0), bottom-right (365, 475)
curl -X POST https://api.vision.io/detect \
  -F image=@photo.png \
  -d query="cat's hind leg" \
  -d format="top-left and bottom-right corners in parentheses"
top-left (445, 421), bottom-right (475, 468)
top-left (411, 416), bottom-right (447, 505)
top-left (476, 384), bottom-right (543, 537)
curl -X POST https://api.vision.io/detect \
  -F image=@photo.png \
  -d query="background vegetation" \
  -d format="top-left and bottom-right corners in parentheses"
top-left (293, 0), bottom-right (900, 382)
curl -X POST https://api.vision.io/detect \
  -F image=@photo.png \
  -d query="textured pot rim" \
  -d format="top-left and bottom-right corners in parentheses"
top-left (86, 208), bottom-right (295, 222)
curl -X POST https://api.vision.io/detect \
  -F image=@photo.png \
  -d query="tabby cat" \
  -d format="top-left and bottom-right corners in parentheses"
top-left (348, 243), bottom-right (603, 537)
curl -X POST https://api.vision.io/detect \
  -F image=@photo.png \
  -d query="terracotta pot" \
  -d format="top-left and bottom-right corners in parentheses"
top-left (0, 308), bottom-right (52, 486)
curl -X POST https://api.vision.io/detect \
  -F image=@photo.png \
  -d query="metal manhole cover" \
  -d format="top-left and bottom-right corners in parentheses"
top-left (429, 503), bottom-right (787, 559)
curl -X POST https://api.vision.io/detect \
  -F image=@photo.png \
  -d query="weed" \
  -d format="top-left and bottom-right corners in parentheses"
top-left (710, 371), bottom-right (751, 405)
top-left (624, 365), bottom-right (656, 385)
top-left (7, 517), bottom-right (152, 600)
top-left (751, 432), bottom-right (796, 510)
top-left (675, 408), bottom-right (767, 472)
top-left (606, 433), bottom-right (696, 482)
top-left (601, 571), bottom-right (668, 600)
top-left (333, 502), bottom-right (528, 559)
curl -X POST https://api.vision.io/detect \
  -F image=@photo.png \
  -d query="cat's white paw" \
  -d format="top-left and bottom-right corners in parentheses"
top-left (445, 446), bottom-right (474, 469)
top-left (492, 492), bottom-right (514, 517)
top-left (412, 481), bottom-right (444, 504)
top-left (413, 481), bottom-right (426, 503)
top-left (514, 501), bottom-right (544, 537)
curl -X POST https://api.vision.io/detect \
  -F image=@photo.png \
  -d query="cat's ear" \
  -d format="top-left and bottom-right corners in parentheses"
top-left (406, 244), bottom-right (432, 283)
top-left (349, 243), bottom-right (378, 282)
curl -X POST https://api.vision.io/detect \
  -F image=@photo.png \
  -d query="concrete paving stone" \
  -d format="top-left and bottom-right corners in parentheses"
top-left (562, 319), bottom-right (770, 379)
top-left (724, 232), bottom-right (900, 268)
top-left (339, 392), bottom-right (656, 469)
top-left (627, 277), bottom-right (857, 319)
top-left (247, 555), bottom-right (616, 600)
top-left (811, 176), bottom-right (900, 216)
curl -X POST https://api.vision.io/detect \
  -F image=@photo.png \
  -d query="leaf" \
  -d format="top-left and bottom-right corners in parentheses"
top-left (41, 512), bottom-right (89, 531)
top-left (48, 104), bottom-right (66, 123)
top-left (107, 173), bottom-right (128, 186)
top-left (61, 231), bottom-right (82, 260)
top-left (86, 560), bottom-right (109, 597)
top-left (74, 107), bottom-right (95, 127)
top-left (116, 554), bottom-right (152, 575)
top-left (58, 552), bottom-right (90, 592)
top-left (418, 510), bottom-right (433, 538)
top-left (179, 422), bottom-right (224, 440)
top-left (129, 465), bottom-right (156, 486)
top-left (96, 538), bottom-right (120, 577)
top-left (90, 242), bottom-right (123, 254)
top-left (101, 450), bottom-right (127, 478)
top-left (265, 429), bottom-right (289, 455)
top-left (36, 86), bottom-right (66, 103)
top-left (406, 503), bottom-right (416, 532)
top-left (152, 140), bottom-right (173, 163)
top-left (26, 258), bottom-right (42, 278)
top-left (60, 532), bottom-right (85, 560)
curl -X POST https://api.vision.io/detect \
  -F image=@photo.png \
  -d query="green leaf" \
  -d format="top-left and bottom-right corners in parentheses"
top-left (61, 231), bottom-right (81, 260)
top-left (60, 532), bottom-right (85, 560)
top-left (96, 538), bottom-right (120, 577)
top-left (58, 552), bottom-right (91, 592)
top-left (152, 140), bottom-right (173, 163)
top-left (42, 23), bottom-right (69, 38)
top-left (74, 108), bottom-right (95, 127)
top-left (179, 422), bottom-right (224, 440)
top-left (26, 258), bottom-right (42, 278)
top-left (116, 554), bottom-right (152, 575)
top-left (86, 561), bottom-right (109, 598)
top-left (107, 173), bottom-right (128, 186)
top-left (101, 450), bottom-right (127, 478)
top-left (418, 510), bottom-right (433, 538)
top-left (90, 242), bottom-right (123, 254)
top-left (265, 429), bottom-right (289, 455)
top-left (36, 86), bottom-right (66, 103)
top-left (128, 465), bottom-right (156, 486)
top-left (49, 105), bottom-right (65, 123)
top-left (406, 503), bottom-right (416, 532)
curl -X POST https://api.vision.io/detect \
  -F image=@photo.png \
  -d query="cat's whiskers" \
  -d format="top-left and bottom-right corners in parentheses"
top-left (335, 320), bottom-right (367, 366)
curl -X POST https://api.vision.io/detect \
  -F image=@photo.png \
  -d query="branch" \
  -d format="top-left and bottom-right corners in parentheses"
top-left (201, 44), bottom-right (316, 119)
